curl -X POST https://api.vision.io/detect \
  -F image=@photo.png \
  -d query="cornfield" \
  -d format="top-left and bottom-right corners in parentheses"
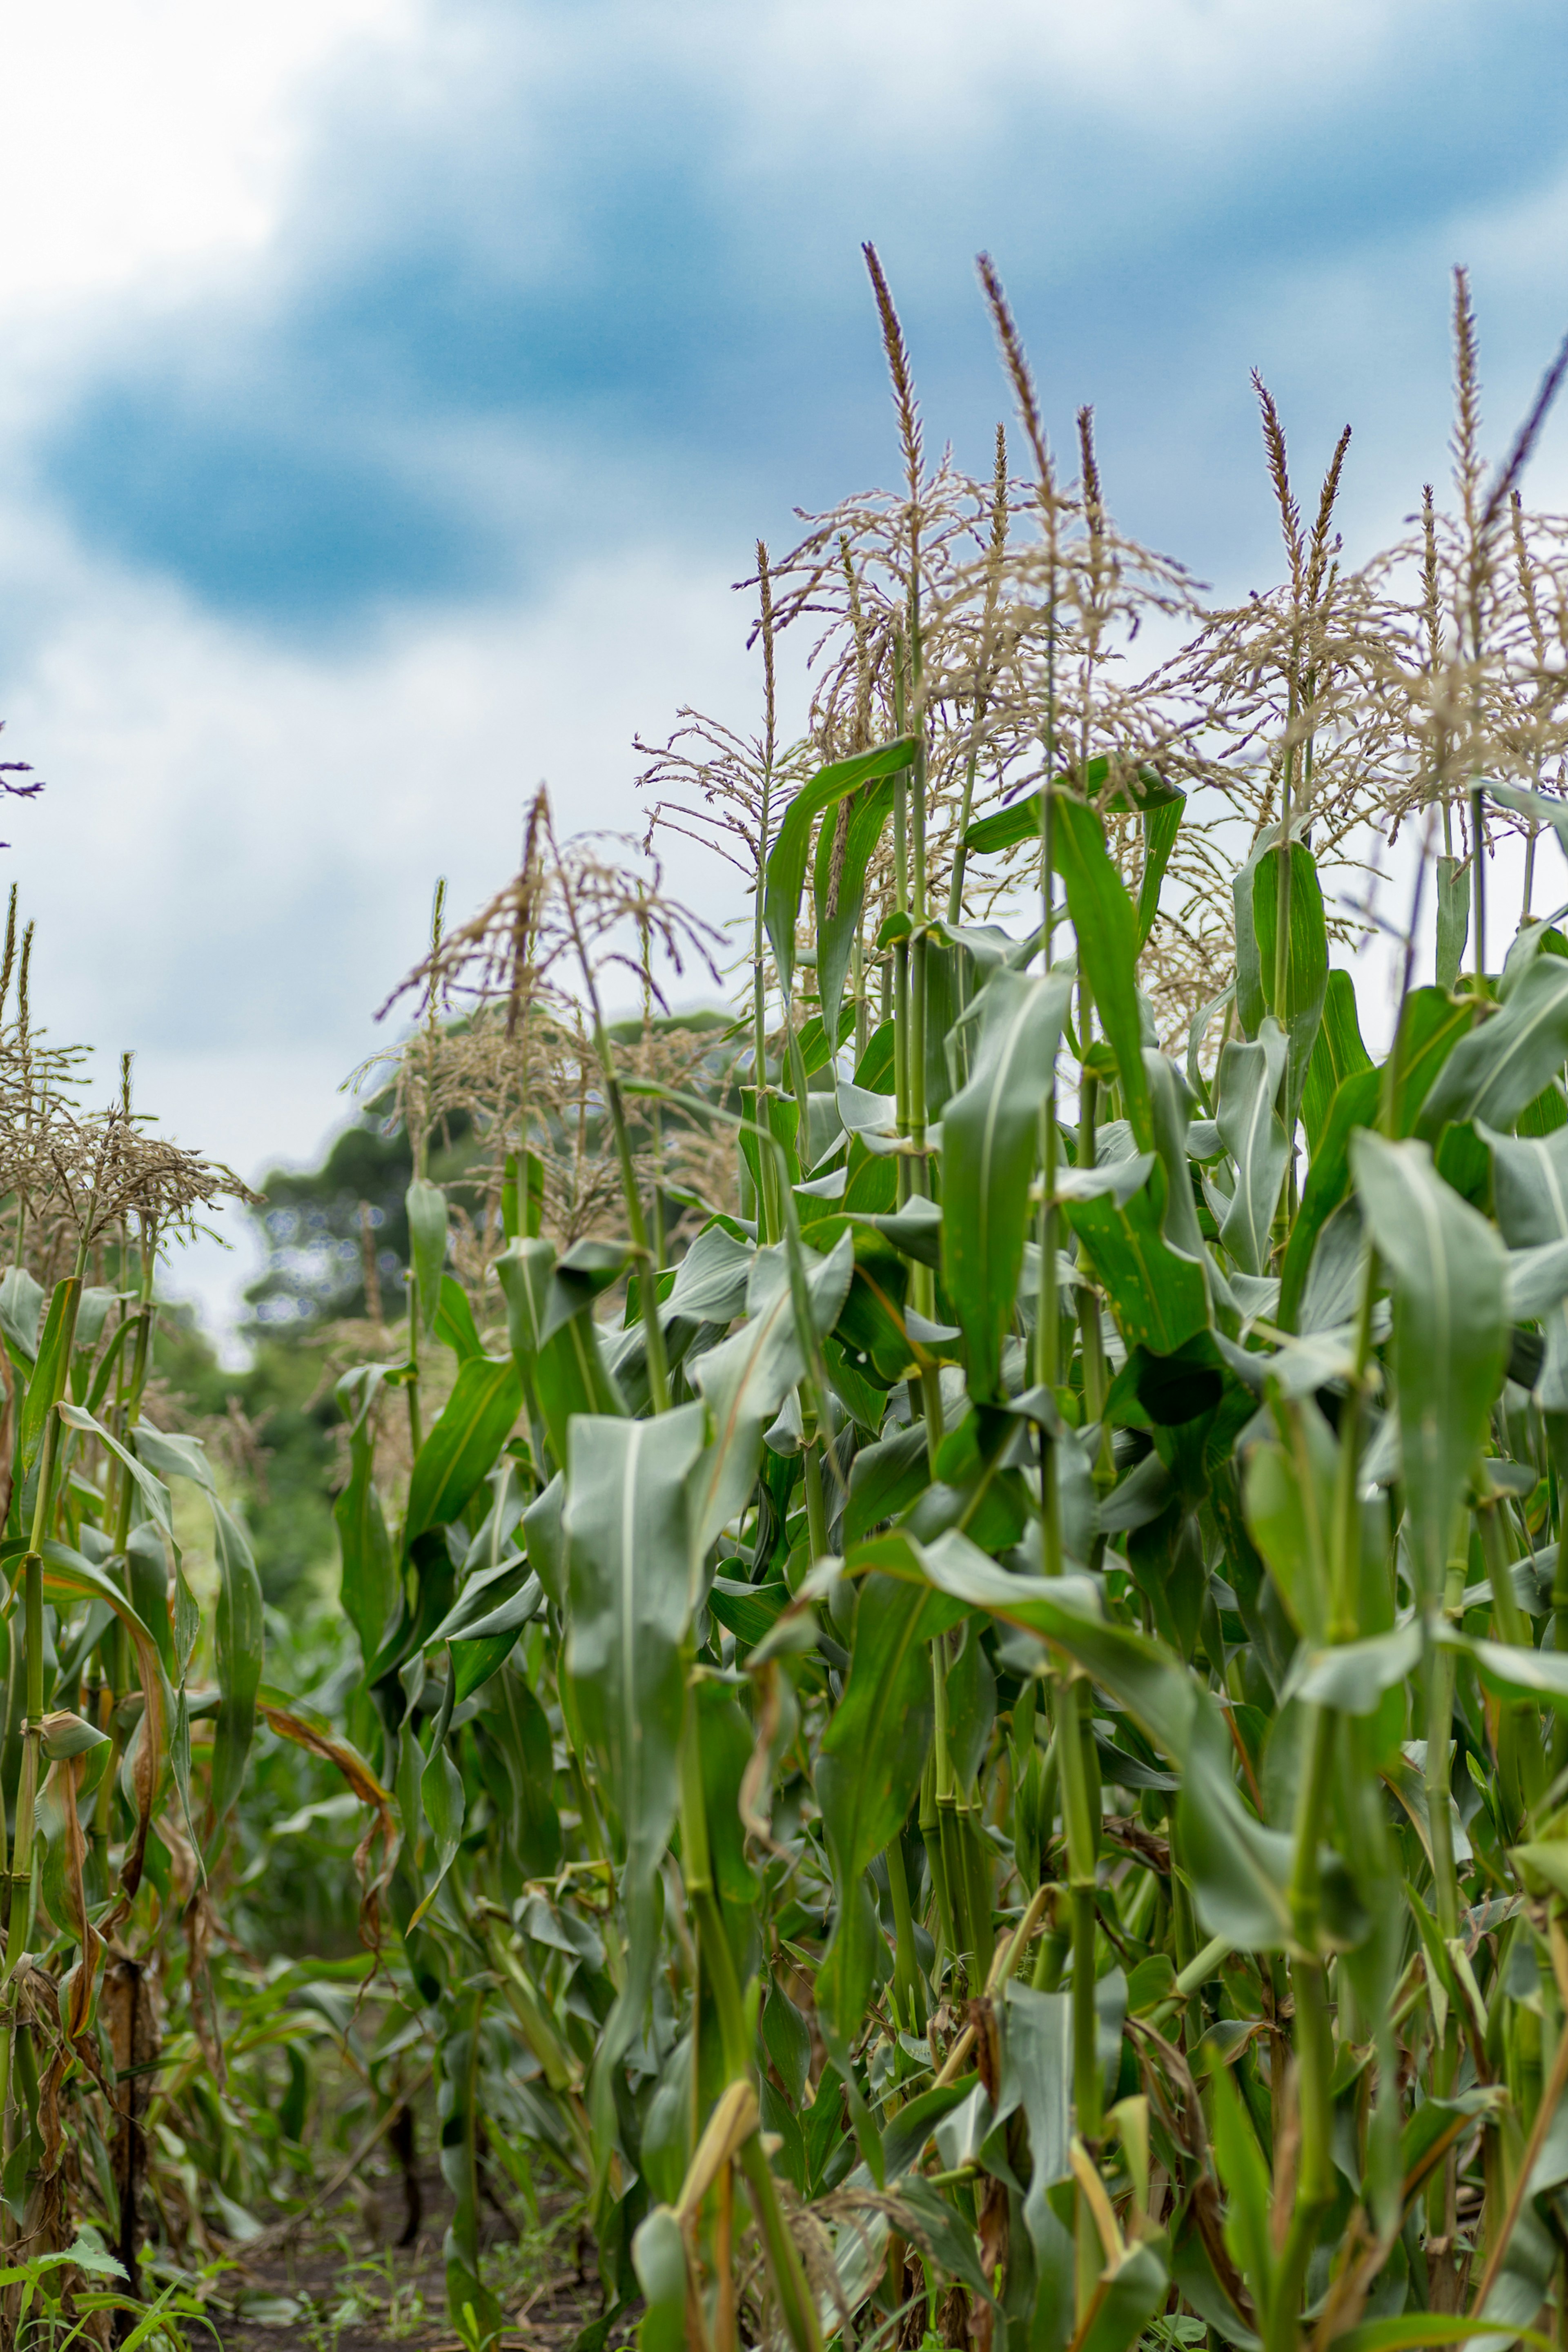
top-left (6, 247), bottom-right (1568, 2352)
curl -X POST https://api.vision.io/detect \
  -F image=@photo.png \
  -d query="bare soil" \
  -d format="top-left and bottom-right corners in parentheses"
top-left (209, 2161), bottom-right (637, 2352)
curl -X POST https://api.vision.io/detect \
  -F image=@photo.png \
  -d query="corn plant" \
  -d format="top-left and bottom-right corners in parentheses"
top-left (303, 252), bottom-right (1568, 2352)
top-left (20, 245), bottom-right (1568, 2352)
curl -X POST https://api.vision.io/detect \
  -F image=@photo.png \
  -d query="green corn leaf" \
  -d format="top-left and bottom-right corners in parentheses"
top-left (1062, 1160), bottom-right (1212, 1356)
top-left (1333, 2322), bottom-right (1551, 2352)
top-left (1207, 2059), bottom-right (1276, 2315)
top-left (1179, 1735), bottom-right (1295, 1950)
top-left (689, 1232), bottom-right (853, 1554)
top-left (813, 773), bottom-right (897, 1044)
top-left (406, 1177), bottom-right (448, 1336)
top-left (997, 1984), bottom-right (1074, 2343)
top-left (1481, 1118), bottom-right (1568, 1405)
top-left (406, 1728), bottom-right (466, 1929)
top-left (1301, 969), bottom-right (1373, 1154)
top-left (434, 1275), bottom-right (484, 1361)
top-left (56, 1401), bottom-right (176, 1547)
top-left (1214, 1018), bottom-right (1290, 1276)
top-left (541, 1237), bottom-right (637, 1347)
top-left (941, 968), bottom-right (1073, 1401)
top-left (207, 1496), bottom-right (264, 1840)
top-left (1395, 988), bottom-right (1476, 1128)
top-left (477, 1667), bottom-right (561, 1879)
top-left (37, 1547), bottom-right (173, 1904)
top-left (1417, 956), bottom-right (1568, 1139)
top-left (631, 2208), bottom-right (687, 2352)
top-left (963, 757), bottom-right (1180, 858)
top-left (1278, 1066), bottom-right (1381, 1330)
top-left (1294, 1622), bottom-right (1425, 1715)
top-left (1499, 922), bottom-right (1568, 1002)
top-left (332, 1365), bottom-right (401, 1674)
top-left (909, 1528), bottom-right (1198, 1760)
top-left (1054, 795), bottom-right (1153, 1147)
top-left (1078, 2245), bottom-right (1171, 2352)
top-left (1137, 790), bottom-right (1185, 947)
top-left (129, 1421), bottom-right (263, 1839)
top-left (1234, 835), bottom-right (1329, 1126)
top-left (1487, 778), bottom-right (1568, 861)
top-left (1436, 855), bottom-right (1471, 993)
top-left (564, 1403), bottom-right (706, 2064)
top-left (845, 1421), bottom-right (931, 1545)
top-left (1350, 1132), bottom-right (1510, 1601)
top-left (405, 1355), bottom-right (523, 1543)
top-left (816, 1563), bottom-right (969, 1889)
top-left (763, 737), bottom-right (917, 1001)
top-left (496, 1238), bottom-right (624, 1464)
top-left (22, 1278), bottom-right (80, 1479)
top-left (0, 1266), bottom-right (42, 1370)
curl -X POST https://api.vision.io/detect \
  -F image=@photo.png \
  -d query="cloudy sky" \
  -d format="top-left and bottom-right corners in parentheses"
top-left (4, 0), bottom-right (1568, 1343)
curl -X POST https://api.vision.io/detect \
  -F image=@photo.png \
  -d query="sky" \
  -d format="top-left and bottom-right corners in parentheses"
top-left (5, 0), bottom-right (1568, 1351)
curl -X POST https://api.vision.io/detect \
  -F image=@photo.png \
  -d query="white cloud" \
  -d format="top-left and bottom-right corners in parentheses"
top-left (0, 0), bottom-right (410, 308)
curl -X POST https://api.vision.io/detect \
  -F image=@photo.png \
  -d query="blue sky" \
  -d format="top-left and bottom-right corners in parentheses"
top-left (4, 0), bottom-right (1568, 1338)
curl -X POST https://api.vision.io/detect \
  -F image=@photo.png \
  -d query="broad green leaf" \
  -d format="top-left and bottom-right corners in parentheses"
top-left (23, 1278), bottom-right (80, 1478)
top-left (434, 1275), bottom-right (484, 1361)
top-left (1243, 1420), bottom-right (1334, 1643)
top-left (563, 1405), bottom-right (707, 2132)
top-left (1063, 1163), bottom-right (1212, 1356)
top-left (1207, 2059), bottom-right (1275, 2316)
top-left (813, 773), bottom-right (896, 1045)
top-left (1055, 795), bottom-right (1153, 1147)
top-left (1301, 969), bottom-right (1372, 1154)
top-left (477, 1666), bottom-right (561, 1879)
top-left (999, 1983), bottom-right (1074, 2346)
top-left (1417, 956), bottom-right (1568, 1139)
top-left (763, 737), bottom-right (917, 1000)
top-left (1079, 2245), bottom-right (1171, 2352)
top-left (1137, 790), bottom-right (1185, 947)
top-left (332, 1365), bottom-right (401, 1673)
top-left (496, 1237), bottom-right (626, 1464)
top-left (1350, 1132), bottom-right (1510, 1599)
top-left (58, 1401), bottom-right (179, 1556)
top-left (1278, 1066), bottom-right (1381, 1330)
top-left (845, 1421), bottom-right (930, 1545)
top-left (207, 1495), bottom-right (264, 1838)
top-left (408, 1733), bottom-right (466, 1929)
top-left (1482, 1118), bottom-right (1568, 1405)
top-left (1487, 778), bottom-right (1568, 863)
top-left (1235, 835), bottom-right (1330, 1124)
top-left (941, 968), bottom-right (1073, 1401)
top-left (817, 1567), bottom-right (968, 1887)
top-left (689, 1232), bottom-right (853, 1554)
top-left (405, 1355), bottom-right (523, 1543)
top-left (1290, 1622), bottom-right (1423, 1714)
top-left (1334, 2322), bottom-right (1551, 2352)
top-left (1442, 1624), bottom-right (1568, 1714)
top-left (36, 1548), bottom-right (172, 1903)
top-left (406, 1178), bottom-right (448, 1336)
top-left (963, 757), bottom-right (1180, 858)
top-left (1499, 922), bottom-right (1568, 1002)
top-left (1394, 988), bottom-right (1475, 1131)
top-left (663, 1218), bottom-right (753, 1325)
top-left (0, 1265), bottom-right (42, 1368)
top-left (911, 1528), bottom-right (1199, 1761)
top-left (1215, 1018), bottom-right (1289, 1275)
top-left (130, 1421), bottom-right (263, 1838)
top-left (1178, 1737), bottom-right (1294, 1950)
top-left (630, 2207), bottom-right (687, 2352)
top-left (541, 1236), bottom-right (637, 1348)
top-left (1436, 854), bottom-right (1471, 994)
